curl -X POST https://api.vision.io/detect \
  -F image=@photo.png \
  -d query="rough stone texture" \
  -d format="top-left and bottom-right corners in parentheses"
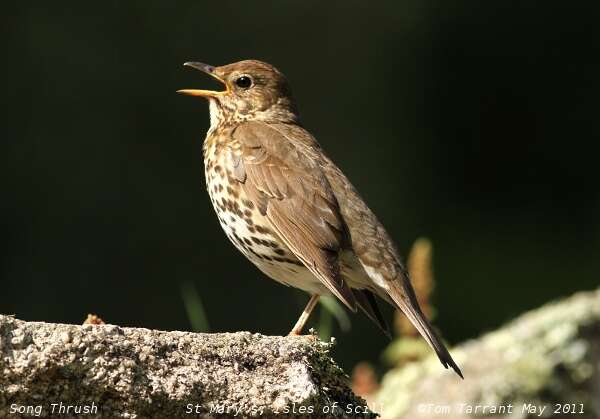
top-left (375, 288), bottom-right (600, 419)
top-left (0, 317), bottom-right (374, 418)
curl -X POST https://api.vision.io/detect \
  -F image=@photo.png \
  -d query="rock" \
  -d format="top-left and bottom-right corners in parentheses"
top-left (375, 288), bottom-right (600, 419)
top-left (0, 316), bottom-right (374, 418)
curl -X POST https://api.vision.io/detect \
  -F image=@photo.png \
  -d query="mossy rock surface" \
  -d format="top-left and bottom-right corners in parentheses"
top-left (375, 288), bottom-right (600, 419)
top-left (0, 316), bottom-right (375, 418)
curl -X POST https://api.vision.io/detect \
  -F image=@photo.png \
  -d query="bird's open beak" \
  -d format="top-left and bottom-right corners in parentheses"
top-left (177, 62), bottom-right (227, 98)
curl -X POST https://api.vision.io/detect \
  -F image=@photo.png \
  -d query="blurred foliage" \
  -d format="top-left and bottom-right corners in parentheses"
top-left (317, 296), bottom-right (352, 341)
top-left (351, 361), bottom-right (380, 407)
top-left (180, 280), bottom-right (210, 333)
top-left (82, 313), bottom-right (105, 325)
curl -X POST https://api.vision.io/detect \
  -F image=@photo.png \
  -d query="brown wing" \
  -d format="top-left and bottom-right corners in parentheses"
top-left (322, 153), bottom-right (463, 378)
top-left (231, 121), bottom-right (357, 311)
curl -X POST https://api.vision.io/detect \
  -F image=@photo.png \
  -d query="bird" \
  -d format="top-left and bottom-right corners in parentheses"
top-left (178, 59), bottom-right (462, 378)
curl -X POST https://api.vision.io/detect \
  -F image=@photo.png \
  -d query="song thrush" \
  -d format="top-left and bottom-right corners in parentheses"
top-left (178, 60), bottom-right (462, 378)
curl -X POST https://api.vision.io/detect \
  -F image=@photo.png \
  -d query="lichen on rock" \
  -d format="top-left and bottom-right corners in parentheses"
top-left (375, 288), bottom-right (600, 419)
top-left (0, 316), bottom-right (375, 418)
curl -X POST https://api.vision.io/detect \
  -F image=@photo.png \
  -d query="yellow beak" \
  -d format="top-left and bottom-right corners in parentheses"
top-left (177, 62), bottom-right (227, 98)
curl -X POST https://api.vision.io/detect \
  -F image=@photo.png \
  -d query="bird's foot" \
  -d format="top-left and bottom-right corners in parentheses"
top-left (287, 327), bottom-right (319, 341)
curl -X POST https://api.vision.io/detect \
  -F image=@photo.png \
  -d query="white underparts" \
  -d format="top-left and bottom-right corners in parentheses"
top-left (208, 100), bottom-right (221, 133)
top-left (361, 263), bottom-right (390, 291)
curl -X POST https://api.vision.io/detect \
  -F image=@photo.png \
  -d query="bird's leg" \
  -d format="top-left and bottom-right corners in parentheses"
top-left (288, 294), bottom-right (320, 336)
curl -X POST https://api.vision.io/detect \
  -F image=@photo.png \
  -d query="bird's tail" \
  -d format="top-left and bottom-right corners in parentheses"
top-left (387, 277), bottom-right (463, 379)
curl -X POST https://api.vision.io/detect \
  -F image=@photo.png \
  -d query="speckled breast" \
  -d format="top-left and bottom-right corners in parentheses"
top-left (203, 138), bottom-right (325, 293)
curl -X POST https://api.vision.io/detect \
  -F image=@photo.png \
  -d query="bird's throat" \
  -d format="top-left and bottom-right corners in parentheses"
top-left (208, 99), bottom-right (223, 132)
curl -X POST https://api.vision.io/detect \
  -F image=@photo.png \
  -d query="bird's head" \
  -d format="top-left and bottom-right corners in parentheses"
top-left (178, 60), bottom-right (299, 124)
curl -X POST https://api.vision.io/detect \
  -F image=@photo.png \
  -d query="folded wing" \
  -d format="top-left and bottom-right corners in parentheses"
top-left (231, 121), bottom-right (357, 311)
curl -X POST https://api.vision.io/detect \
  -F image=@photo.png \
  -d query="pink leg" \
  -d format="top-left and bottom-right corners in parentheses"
top-left (288, 294), bottom-right (320, 335)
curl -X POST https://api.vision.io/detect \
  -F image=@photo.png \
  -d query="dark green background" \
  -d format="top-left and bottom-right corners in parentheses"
top-left (2, 1), bottom-right (598, 371)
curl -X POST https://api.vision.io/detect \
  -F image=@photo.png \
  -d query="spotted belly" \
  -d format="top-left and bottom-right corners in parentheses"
top-left (204, 157), bottom-right (329, 295)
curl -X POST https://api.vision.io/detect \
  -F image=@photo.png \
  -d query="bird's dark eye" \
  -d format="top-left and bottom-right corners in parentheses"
top-left (235, 76), bottom-right (252, 89)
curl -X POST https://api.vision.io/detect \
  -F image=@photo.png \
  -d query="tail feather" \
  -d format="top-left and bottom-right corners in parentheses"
top-left (387, 279), bottom-right (463, 379)
top-left (353, 289), bottom-right (392, 339)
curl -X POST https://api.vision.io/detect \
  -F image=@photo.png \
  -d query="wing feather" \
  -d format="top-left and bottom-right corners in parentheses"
top-left (231, 121), bottom-right (357, 311)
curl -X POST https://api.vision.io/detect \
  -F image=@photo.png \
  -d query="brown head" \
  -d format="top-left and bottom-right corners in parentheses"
top-left (178, 60), bottom-right (299, 124)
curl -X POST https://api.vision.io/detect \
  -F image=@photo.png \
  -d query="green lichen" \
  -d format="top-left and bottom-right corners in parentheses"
top-left (375, 288), bottom-right (600, 419)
